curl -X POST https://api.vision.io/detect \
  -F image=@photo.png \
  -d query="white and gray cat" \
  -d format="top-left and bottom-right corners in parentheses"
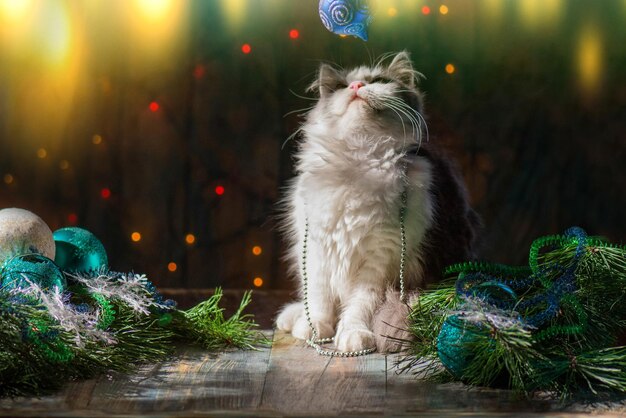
top-left (276, 51), bottom-right (480, 353)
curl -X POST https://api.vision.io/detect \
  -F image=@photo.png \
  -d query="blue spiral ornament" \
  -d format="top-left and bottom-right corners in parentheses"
top-left (319, 0), bottom-right (371, 41)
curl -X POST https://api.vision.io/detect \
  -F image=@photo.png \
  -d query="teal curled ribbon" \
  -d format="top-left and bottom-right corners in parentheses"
top-left (447, 227), bottom-right (590, 339)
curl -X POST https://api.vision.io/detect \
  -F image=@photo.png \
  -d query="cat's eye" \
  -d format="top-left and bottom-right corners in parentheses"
top-left (370, 76), bottom-right (389, 84)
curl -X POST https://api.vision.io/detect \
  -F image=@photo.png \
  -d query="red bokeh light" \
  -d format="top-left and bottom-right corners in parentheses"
top-left (193, 64), bottom-right (205, 79)
top-left (289, 29), bottom-right (299, 39)
top-left (422, 6), bottom-right (431, 15)
top-left (241, 43), bottom-right (251, 54)
top-left (149, 101), bottom-right (159, 112)
top-left (101, 188), bottom-right (111, 199)
top-left (68, 213), bottom-right (78, 224)
top-left (215, 185), bottom-right (225, 196)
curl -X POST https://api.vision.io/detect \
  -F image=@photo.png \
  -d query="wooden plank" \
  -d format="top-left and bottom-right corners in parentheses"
top-left (259, 330), bottom-right (388, 416)
top-left (86, 332), bottom-right (274, 415)
top-left (259, 330), bottom-right (333, 414)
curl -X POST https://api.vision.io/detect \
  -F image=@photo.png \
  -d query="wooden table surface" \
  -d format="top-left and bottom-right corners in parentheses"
top-left (1, 330), bottom-right (625, 417)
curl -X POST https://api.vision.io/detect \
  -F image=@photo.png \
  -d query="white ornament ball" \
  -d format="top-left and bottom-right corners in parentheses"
top-left (0, 208), bottom-right (55, 267)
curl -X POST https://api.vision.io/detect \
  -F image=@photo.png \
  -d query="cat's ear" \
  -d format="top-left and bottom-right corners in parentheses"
top-left (308, 64), bottom-right (344, 98)
top-left (386, 51), bottom-right (418, 88)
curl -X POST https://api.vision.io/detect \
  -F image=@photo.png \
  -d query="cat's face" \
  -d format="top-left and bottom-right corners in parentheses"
top-left (306, 52), bottom-right (425, 144)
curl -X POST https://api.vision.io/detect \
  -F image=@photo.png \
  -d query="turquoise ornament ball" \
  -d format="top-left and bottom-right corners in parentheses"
top-left (437, 315), bottom-right (481, 379)
top-left (53, 227), bottom-right (108, 273)
top-left (0, 254), bottom-right (66, 292)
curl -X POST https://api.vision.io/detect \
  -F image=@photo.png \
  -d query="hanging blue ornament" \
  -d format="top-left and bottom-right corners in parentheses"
top-left (0, 254), bottom-right (66, 292)
top-left (318, 0), bottom-right (371, 41)
top-left (53, 227), bottom-right (108, 274)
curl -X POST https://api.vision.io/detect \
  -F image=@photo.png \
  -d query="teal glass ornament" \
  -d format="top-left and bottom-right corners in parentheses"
top-left (53, 227), bottom-right (108, 273)
top-left (0, 254), bottom-right (66, 292)
top-left (437, 315), bottom-right (481, 379)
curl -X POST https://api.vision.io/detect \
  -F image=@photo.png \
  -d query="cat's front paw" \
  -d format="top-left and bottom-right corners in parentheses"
top-left (275, 302), bottom-right (303, 332)
top-left (291, 316), bottom-right (335, 341)
top-left (335, 327), bottom-right (376, 353)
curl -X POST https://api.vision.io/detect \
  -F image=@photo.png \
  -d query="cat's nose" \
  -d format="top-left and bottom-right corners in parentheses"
top-left (349, 81), bottom-right (364, 91)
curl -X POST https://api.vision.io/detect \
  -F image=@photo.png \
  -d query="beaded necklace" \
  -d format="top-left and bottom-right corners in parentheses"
top-left (301, 191), bottom-right (408, 357)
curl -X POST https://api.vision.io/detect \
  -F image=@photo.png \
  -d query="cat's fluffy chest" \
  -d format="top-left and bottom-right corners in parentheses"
top-left (294, 137), bottom-right (433, 293)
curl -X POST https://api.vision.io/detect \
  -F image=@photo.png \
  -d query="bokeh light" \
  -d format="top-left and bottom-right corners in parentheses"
top-left (422, 6), bottom-right (431, 15)
top-left (149, 101), bottom-right (160, 112)
top-left (215, 185), bottom-right (225, 195)
top-left (289, 29), bottom-right (299, 39)
top-left (445, 63), bottom-right (456, 74)
top-left (3, 174), bottom-right (14, 185)
top-left (241, 43), bottom-right (251, 54)
top-left (388, 7), bottom-right (398, 17)
top-left (92, 134), bottom-right (102, 145)
top-left (37, 148), bottom-right (47, 159)
top-left (440, 5), bottom-right (449, 15)
top-left (67, 213), bottom-right (78, 224)
top-left (185, 233), bottom-right (196, 245)
top-left (131, 232), bottom-right (142, 242)
top-left (252, 245), bottom-right (262, 256)
top-left (59, 160), bottom-right (70, 170)
top-left (577, 25), bottom-right (603, 96)
top-left (253, 277), bottom-right (264, 287)
top-left (100, 188), bottom-right (111, 199)
top-left (167, 262), bottom-right (177, 272)
top-left (220, 0), bottom-right (246, 30)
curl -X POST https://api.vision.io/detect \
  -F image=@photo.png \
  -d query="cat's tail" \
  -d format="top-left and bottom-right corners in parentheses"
top-left (372, 288), bottom-right (419, 353)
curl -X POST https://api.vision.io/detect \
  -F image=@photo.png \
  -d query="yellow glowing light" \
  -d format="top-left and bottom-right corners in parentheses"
top-left (387, 7), bottom-right (397, 17)
top-left (131, 232), bottom-right (142, 242)
top-left (59, 160), bottom-right (69, 170)
top-left (185, 233), bottom-right (196, 245)
top-left (253, 277), bottom-right (264, 287)
top-left (37, 148), bottom-right (47, 159)
top-left (92, 134), bottom-right (103, 145)
top-left (38, 1), bottom-right (72, 67)
top-left (129, 0), bottom-right (186, 56)
top-left (135, 0), bottom-right (173, 21)
top-left (439, 5), bottom-right (449, 15)
top-left (252, 246), bottom-right (262, 256)
top-left (518, 0), bottom-right (562, 29)
top-left (577, 26), bottom-right (603, 96)
top-left (3, 174), bottom-right (14, 184)
top-left (0, 0), bottom-right (33, 21)
top-left (445, 63), bottom-right (456, 74)
top-left (167, 262), bottom-right (177, 272)
top-left (220, 0), bottom-right (246, 30)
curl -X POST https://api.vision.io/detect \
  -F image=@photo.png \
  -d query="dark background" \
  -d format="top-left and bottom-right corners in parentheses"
top-left (1, 0), bottom-right (625, 291)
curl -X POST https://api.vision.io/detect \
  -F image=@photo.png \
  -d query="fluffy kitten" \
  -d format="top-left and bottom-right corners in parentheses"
top-left (276, 51), bottom-right (480, 353)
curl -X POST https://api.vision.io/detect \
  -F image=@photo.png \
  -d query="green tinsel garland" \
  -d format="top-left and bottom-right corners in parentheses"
top-left (0, 272), bottom-right (267, 398)
top-left (401, 227), bottom-right (626, 398)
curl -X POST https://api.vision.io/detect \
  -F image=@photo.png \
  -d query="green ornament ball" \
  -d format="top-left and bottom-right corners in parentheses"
top-left (0, 254), bottom-right (67, 292)
top-left (53, 227), bottom-right (108, 273)
top-left (437, 315), bottom-right (482, 379)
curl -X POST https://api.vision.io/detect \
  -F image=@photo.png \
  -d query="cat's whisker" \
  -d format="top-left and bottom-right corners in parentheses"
top-left (289, 89), bottom-right (319, 101)
top-left (379, 94), bottom-right (427, 146)
top-left (380, 97), bottom-right (421, 143)
top-left (282, 127), bottom-right (303, 149)
top-left (284, 106), bottom-right (316, 118)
